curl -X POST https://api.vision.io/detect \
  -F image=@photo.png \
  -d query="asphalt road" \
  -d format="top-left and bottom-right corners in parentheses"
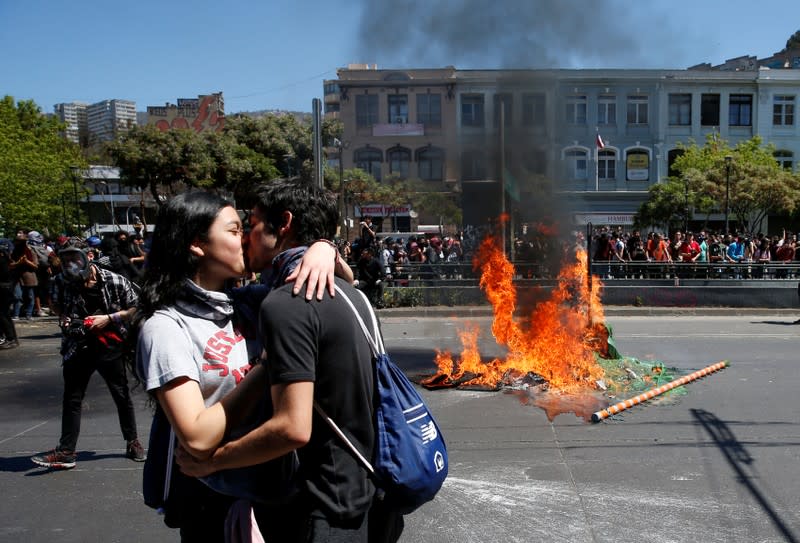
top-left (1, 314), bottom-right (799, 543)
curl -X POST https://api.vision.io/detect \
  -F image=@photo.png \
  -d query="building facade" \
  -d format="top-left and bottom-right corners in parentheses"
top-left (325, 64), bottom-right (800, 232)
top-left (53, 102), bottom-right (88, 146)
top-left (86, 99), bottom-right (137, 146)
top-left (145, 92), bottom-right (225, 132)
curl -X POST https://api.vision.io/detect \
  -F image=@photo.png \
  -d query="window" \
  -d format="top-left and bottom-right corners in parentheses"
top-left (416, 147), bottom-right (444, 180)
top-left (387, 146), bottom-right (411, 178)
top-left (354, 147), bottom-right (382, 180)
top-left (355, 95), bottom-right (378, 127)
top-left (324, 102), bottom-right (340, 114)
top-left (461, 150), bottom-right (487, 180)
top-left (493, 93), bottom-right (513, 127)
top-left (668, 94), bottom-right (691, 125)
top-left (729, 94), bottom-right (752, 126)
top-left (461, 94), bottom-right (484, 127)
top-left (701, 94), bottom-right (720, 126)
top-left (626, 95), bottom-right (648, 125)
top-left (566, 95), bottom-right (587, 124)
top-left (598, 149), bottom-right (616, 180)
top-left (597, 95), bottom-right (616, 125)
top-left (417, 94), bottom-right (441, 126)
top-left (565, 149), bottom-right (588, 179)
top-left (522, 93), bottom-right (545, 126)
top-left (388, 94), bottom-right (408, 123)
top-left (667, 149), bottom-right (684, 177)
top-left (324, 83), bottom-right (339, 95)
top-left (773, 95), bottom-right (795, 126)
top-left (774, 150), bottom-right (793, 170)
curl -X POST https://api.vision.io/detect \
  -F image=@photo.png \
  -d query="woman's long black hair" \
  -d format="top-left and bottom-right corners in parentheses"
top-left (128, 191), bottom-right (232, 385)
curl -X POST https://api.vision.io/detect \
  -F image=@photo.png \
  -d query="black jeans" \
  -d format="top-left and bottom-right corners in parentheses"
top-left (0, 284), bottom-right (17, 341)
top-left (58, 341), bottom-right (138, 452)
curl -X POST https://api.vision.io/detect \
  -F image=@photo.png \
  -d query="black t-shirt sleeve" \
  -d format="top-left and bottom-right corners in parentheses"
top-left (260, 287), bottom-right (320, 384)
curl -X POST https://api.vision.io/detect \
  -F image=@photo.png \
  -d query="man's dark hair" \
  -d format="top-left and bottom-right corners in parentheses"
top-left (253, 178), bottom-right (338, 245)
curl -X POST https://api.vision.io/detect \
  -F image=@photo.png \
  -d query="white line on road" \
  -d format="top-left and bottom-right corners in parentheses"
top-left (0, 421), bottom-right (49, 445)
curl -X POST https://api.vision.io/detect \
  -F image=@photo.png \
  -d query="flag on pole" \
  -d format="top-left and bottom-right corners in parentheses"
top-left (596, 133), bottom-right (605, 149)
top-left (503, 167), bottom-right (521, 202)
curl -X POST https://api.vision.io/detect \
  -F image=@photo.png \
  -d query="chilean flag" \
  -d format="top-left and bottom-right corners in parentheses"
top-left (596, 133), bottom-right (605, 149)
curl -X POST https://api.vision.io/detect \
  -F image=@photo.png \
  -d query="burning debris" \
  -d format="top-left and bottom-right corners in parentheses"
top-left (420, 229), bottom-right (723, 422)
top-left (422, 231), bottom-right (607, 392)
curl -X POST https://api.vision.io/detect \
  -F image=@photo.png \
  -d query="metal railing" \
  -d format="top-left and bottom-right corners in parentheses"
top-left (349, 260), bottom-right (800, 286)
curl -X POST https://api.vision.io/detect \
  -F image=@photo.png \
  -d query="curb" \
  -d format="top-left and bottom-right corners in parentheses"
top-left (376, 306), bottom-right (800, 318)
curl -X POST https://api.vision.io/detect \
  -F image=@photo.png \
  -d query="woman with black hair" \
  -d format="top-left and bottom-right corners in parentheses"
top-left (134, 191), bottom-right (349, 542)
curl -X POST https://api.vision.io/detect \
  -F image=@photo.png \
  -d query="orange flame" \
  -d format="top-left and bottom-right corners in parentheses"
top-left (433, 233), bottom-right (606, 391)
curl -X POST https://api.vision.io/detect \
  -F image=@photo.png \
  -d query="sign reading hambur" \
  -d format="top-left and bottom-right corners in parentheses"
top-left (355, 204), bottom-right (411, 218)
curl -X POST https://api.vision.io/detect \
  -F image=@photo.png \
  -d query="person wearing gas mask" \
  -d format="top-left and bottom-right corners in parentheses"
top-left (31, 246), bottom-right (145, 469)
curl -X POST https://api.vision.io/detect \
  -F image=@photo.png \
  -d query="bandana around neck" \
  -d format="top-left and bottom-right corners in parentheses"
top-left (175, 278), bottom-right (234, 321)
top-left (266, 246), bottom-right (307, 290)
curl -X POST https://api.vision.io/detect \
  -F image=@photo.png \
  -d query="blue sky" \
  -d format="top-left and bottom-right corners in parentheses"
top-left (2, 0), bottom-right (798, 114)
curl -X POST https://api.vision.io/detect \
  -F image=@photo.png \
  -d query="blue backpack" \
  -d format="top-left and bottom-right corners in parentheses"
top-left (316, 286), bottom-right (448, 513)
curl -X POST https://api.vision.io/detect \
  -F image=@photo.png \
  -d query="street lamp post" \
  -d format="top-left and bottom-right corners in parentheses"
top-left (334, 138), bottom-right (348, 238)
top-left (99, 181), bottom-right (115, 230)
top-left (724, 155), bottom-right (732, 234)
top-left (684, 178), bottom-right (689, 233)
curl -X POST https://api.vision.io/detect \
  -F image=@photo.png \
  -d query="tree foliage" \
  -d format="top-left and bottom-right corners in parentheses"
top-left (0, 96), bottom-right (86, 236)
top-left (635, 135), bottom-right (800, 234)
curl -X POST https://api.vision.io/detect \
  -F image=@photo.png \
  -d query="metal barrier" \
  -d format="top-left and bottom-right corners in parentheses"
top-left (588, 261), bottom-right (800, 281)
top-left (348, 260), bottom-right (800, 285)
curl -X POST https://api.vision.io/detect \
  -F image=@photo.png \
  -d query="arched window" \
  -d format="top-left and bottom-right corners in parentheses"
top-left (625, 148), bottom-right (650, 181)
top-left (354, 147), bottom-right (382, 180)
top-left (667, 149), bottom-right (684, 177)
top-left (774, 150), bottom-right (794, 171)
top-left (563, 148), bottom-right (588, 180)
top-left (598, 149), bottom-right (617, 180)
top-left (416, 147), bottom-right (444, 181)
top-left (387, 146), bottom-right (411, 178)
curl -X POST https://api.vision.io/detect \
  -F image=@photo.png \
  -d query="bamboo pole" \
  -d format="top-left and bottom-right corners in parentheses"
top-left (591, 361), bottom-right (728, 423)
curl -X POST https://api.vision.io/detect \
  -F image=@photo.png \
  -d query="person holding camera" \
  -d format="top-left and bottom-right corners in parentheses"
top-left (31, 246), bottom-right (145, 469)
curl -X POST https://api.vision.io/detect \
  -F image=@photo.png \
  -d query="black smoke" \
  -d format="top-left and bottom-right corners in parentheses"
top-left (356, 0), bottom-right (690, 69)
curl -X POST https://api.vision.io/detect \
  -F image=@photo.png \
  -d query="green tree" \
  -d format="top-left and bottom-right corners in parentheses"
top-left (0, 96), bottom-right (86, 235)
top-left (636, 135), bottom-right (800, 234)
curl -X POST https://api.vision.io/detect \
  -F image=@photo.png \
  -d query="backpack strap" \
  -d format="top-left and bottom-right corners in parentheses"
top-left (313, 285), bottom-right (382, 476)
top-left (333, 284), bottom-right (386, 355)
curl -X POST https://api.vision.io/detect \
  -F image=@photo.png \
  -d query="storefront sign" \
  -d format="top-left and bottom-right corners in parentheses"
top-left (355, 204), bottom-right (411, 217)
top-left (573, 213), bottom-right (635, 226)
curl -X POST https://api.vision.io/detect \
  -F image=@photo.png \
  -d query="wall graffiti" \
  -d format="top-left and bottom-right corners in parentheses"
top-left (151, 95), bottom-right (224, 133)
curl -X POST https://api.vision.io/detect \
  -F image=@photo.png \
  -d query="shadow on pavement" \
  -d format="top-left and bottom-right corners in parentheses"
top-left (750, 320), bottom-right (800, 326)
top-left (691, 408), bottom-right (799, 543)
top-left (0, 451), bottom-right (123, 474)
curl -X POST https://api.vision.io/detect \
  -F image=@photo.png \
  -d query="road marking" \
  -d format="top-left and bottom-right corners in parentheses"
top-left (0, 421), bottom-right (49, 445)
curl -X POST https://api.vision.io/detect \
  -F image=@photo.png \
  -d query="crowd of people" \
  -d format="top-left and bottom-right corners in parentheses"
top-left (3, 180), bottom-right (409, 542)
top-left (587, 226), bottom-right (799, 279)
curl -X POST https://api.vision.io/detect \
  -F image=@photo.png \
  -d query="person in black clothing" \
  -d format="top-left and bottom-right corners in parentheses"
top-left (360, 216), bottom-right (376, 250)
top-left (99, 235), bottom-right (141, 283)
top-left (30, 247), bottom-right (145, 469)
top-left (177, 179), bottom-right (402, 543)
top-left (0, 241), bottom-right (19, 349)
top-left (356, 247), bottom-right (385, 308)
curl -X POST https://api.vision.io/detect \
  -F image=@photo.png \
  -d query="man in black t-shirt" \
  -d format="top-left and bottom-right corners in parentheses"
top-left (178, 180), bottom-right (400, 542)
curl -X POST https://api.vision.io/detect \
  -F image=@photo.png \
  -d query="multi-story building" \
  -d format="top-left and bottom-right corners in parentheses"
top-left (53, 101), bottom-right (88, 146)
top-left (86, 99), bottom-right (137, 146)
top-left (145, 92), bottom-right (225, 132)
top-left (325, 63), bottom-right (800, 233)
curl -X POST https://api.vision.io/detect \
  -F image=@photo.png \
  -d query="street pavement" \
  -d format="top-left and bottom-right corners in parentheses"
top-left (1, 311), bottom-right (799, 542)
